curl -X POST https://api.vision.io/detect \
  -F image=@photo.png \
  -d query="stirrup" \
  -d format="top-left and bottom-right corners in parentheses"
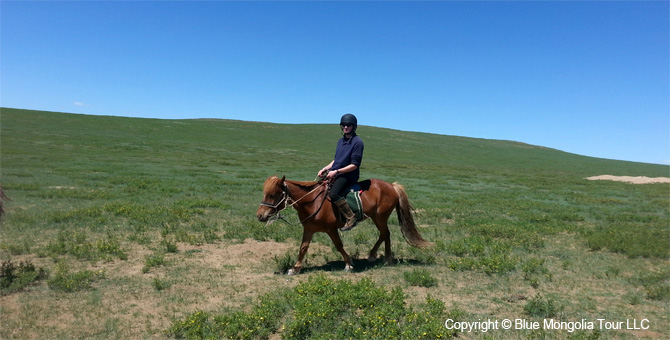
top-left (340, 220), bottom-right (358, 231)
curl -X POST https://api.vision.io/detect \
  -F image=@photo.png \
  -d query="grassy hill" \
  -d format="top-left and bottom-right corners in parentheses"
top-left (1, 107), bottom-right (668, 339)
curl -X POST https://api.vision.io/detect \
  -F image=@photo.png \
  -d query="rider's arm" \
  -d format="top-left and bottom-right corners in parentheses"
top-left (332, 164), bottom-right (358, 175)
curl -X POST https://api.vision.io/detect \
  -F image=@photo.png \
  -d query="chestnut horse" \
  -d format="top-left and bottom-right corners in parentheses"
top-left (257, 176), bottom-right (432, 274)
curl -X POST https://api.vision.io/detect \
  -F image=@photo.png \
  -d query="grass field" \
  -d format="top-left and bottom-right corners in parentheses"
top-left (1, 107), bottom-right (668, 339)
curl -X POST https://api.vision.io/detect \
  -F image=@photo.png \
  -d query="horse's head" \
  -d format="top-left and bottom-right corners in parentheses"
top-left (257, 175), bottom-right (288, 222)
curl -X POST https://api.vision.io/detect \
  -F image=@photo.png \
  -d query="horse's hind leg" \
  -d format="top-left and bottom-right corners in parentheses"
top-left (326, 229), bottom-right (354, 272)
top-left (289, 230), bottom-right (315, 275)
top-left (369, 218), bottom-right (392, 265)
top-left (368, 232), bottom-right (385, 263)
top-left (368, 237), bottom-right (383, 262)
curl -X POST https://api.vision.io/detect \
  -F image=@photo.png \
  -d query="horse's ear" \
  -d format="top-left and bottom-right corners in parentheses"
top-left (280, 175), bottom-right (285, 184)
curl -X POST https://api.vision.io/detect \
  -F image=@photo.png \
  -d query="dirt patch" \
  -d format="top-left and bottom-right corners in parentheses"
top-left (586, 175), bottom-right (670, 184)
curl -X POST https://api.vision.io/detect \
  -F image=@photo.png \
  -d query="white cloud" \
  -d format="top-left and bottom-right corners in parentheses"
top-left (73, 102), bottom-right (87, 106)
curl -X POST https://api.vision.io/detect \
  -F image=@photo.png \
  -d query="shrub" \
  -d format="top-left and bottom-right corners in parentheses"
top-left (48, 262), bottom-right (104, 292)
top-left (447, 257), bottom-right (478, 272)
top-left (448, 253), bottom-right (517, 275)
top-left (604, 266), bottom-right (620, 278)
top-left (479, 252), bottom-right (517, 275)
top-left (445, 235), bottom-right (489, 257)
top-left (0, 241), bottom-right (31, 255)
top-left (142, 253), bottom-right (166, 273)
top-left (42, 230), bottom-right (127, 262)
top-left (169, 291), bottom-right (289, 339)
top-left (0, 260), bottom-right (47, 295)
top-left (445, 236), bottom-right (517, 275)
top-left (96, 235), bottom-right (128, 260)
top-left (202, 229), bottom-right (221, 244)
top-left (153, 277), bottom-right (171, 291)
top-left (404, 268), bottom-right (438, 287)
top-left (161, 238), bottom-right (179, 253)
top-left (631, 271), bottom-right (670, 301)
top-left (408, 246), bottom-right (437, 264)
top-left (273, 250), bottom-right (295, 274)
top-left (522, 258), bottom-right (552, 288)
top-left (524, 294), bottom-right (560, 318)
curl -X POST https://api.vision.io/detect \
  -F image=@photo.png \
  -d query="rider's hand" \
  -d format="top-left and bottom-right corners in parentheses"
top-left (326, 170), bottom-right (337, 180)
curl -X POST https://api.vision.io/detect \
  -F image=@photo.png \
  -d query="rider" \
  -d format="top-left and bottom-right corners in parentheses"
top-left (318, 113), bottom-right (364, 231)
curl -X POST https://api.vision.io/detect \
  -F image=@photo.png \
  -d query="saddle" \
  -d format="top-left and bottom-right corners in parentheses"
top-left (347, 179), bottom-right (372, 193)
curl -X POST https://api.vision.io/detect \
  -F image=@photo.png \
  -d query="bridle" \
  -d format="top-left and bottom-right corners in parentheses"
top-left (259, 181), bottom-right (329, 226)
top-left (260, 182), bottom-right (289, 210)
top-left (259, 182), bottom-right (290, 226)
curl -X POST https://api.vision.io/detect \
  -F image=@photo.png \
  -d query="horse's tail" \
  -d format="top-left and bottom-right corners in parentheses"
top-left (0, 184), bottom-right (9, 219)
top-left (393, 182), bottom-right (433, 248)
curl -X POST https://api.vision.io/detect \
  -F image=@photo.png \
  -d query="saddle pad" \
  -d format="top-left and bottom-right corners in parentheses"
top-left (338, 189), bottom-right (365, 224)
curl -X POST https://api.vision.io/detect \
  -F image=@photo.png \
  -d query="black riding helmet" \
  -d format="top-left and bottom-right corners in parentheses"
top-left (340, 113), bottom-right (358, 133)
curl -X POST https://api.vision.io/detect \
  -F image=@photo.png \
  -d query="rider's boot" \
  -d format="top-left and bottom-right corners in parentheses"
top-left (335, 198), bottom-right (357, 231)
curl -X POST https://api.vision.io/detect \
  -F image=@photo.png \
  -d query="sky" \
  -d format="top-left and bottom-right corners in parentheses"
top-left (2, 1), bottom-right (668, 165)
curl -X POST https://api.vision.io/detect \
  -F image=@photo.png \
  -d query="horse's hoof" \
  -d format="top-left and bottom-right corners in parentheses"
top-left (344, 264), bottom-right (354, 272)
top-left (287, 268), bottom-right (301, 276)
top-left (367, 255), bottom-right (377, 263)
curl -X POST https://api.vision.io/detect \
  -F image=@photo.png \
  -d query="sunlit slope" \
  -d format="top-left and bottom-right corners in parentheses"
top-left (2, 107), bottom-right (666, 180)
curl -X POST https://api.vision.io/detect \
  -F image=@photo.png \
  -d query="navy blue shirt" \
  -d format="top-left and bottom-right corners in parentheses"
top-left (332, 134), bottom-right (364, 182)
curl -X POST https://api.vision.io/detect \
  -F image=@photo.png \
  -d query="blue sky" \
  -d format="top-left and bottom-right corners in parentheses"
top-left (2, 1), bottom-right (668, 165)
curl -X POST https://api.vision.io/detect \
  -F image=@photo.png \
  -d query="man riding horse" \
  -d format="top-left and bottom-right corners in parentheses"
top-left (317, 113), bottom-right (363, 231)
top-left (258, 113), bottom-right (431, 274)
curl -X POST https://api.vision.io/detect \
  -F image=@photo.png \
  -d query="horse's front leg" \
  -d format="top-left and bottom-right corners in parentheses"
top-left (288, 230), bottom-right (315, 275)
top-left (326, 229), bottom-right (354, 272)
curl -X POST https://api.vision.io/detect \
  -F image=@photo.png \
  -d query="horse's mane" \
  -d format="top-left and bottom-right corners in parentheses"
top-left (264, 176), bottom-right (320, 193)
top-left (288, 180), bottom-right (320, 189)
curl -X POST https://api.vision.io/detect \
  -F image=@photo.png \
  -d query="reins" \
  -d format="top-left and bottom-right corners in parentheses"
top-left (295, 185), bottom-right (329, 224)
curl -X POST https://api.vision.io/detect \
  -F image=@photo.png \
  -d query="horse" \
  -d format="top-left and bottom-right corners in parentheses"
top-left (257, 176), bottom-right (432, 275)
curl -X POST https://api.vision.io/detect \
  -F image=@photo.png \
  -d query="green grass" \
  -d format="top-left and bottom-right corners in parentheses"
top-left (168, 274), bottom-right (461, 339)
top-left (1, 107), bottom-right (668, 339)
top-left (403, 268), bottom-right (438, 287)
top-left (630, 270), bottom-right (670, 302)
top-left (47, 261), bottom-right (105, 292)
